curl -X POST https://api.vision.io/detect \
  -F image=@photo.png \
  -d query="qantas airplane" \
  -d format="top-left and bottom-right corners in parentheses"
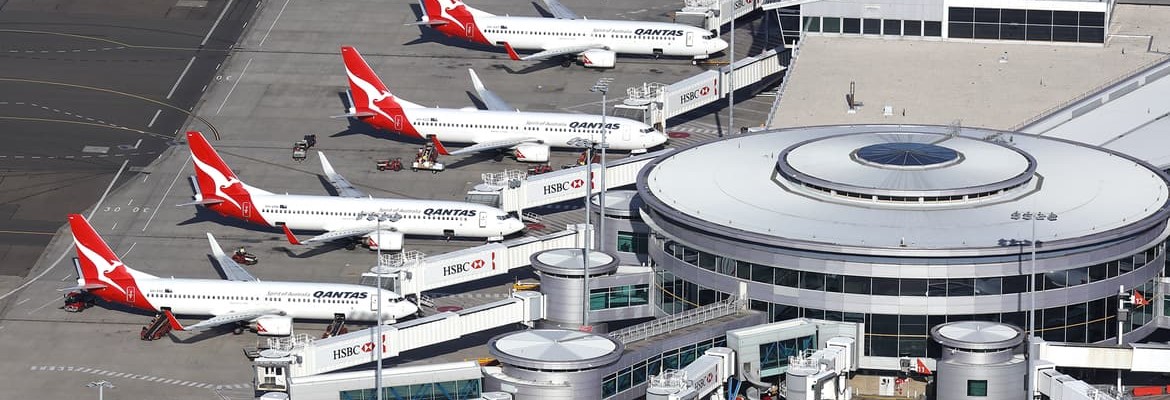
top-left (180, 131), bottom-right (525, 250)
top-left (340, 46), bottom-right (668, 162)
top-left (415, 0), bottom-right (729, 68)
top-left (64, 214), bottom-right (418, 336)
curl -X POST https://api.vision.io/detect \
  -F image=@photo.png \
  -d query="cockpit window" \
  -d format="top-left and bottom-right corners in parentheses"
top-left (640, 127), bottom-right (657, 133)
top-left (497, 215), bottom-right (511, 220)
top-left (703, 34), bottom-right (716, 40)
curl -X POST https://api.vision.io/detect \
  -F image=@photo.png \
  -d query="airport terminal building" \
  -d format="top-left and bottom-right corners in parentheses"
top-left (793, 0), bottom-right (1109, 44)
top-left (632, 124), bottom-right (1168, 366)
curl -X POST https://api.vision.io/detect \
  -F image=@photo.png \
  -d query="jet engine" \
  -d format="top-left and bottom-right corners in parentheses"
top-left (253, 315), bottom-right (293, 336)
top-left (579, 49), bottom-right (616, 68)
top-left (363, 230), bottom-right (404, 251)
top-left (513, 143), bottom-right (550, 163)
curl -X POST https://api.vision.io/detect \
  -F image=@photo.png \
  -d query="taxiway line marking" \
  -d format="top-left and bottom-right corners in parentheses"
top-left (259, 0), bottom-right (291, 47)
top-left (202, 0), bottom-right (235, 46)
top-left (216, 58), bottom-right (251, 115)
top-left (147, 109), bottom-right (161, 127)
top-left (167, 56), bottom-right (197, 99)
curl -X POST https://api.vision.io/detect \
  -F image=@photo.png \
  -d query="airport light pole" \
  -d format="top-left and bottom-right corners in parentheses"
top-left (591, 77), bottom-right (613, 253)
top-left (568, 137), bottom-right (596, 329)
top-left (87, 380), bottom-right (113, 400)
top-left (1009, 210), bottom-right (1056, 400)
top-left (363, 211), bottom-right (397, 400)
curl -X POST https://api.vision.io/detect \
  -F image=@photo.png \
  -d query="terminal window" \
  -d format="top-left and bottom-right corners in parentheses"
top-left (617, 231), bottom-right (649, 254)
top-left (966, 379), bottom-right (989, 396)
top-left (948, 7), bottom-right (1104, 43)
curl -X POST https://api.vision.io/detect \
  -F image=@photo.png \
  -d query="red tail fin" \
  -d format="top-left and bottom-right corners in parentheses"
top-left (186, 131), bottom-right (268, 225)
top-left (340, 46), bottom-right (422, 138)
top-left (68, 214), bottom-right (154, 310)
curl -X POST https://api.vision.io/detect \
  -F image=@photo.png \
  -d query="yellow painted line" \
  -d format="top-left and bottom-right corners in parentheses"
top-left (0, 29), bottom-right (224, 52)
top-left (0, 78), bottom-right (220, 139)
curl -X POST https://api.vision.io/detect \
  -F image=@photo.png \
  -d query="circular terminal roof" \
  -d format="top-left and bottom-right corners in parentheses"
top-left (530, 248), bottom-right (620, 276)
top-left (778, 132), bottom-right (1035, 199)
top-left (855, 142), bottom-right (960, 168)
top-left (590, 190), bottom-right (643, 218)
top-left (489, 329), bottom-right (624, 370)
top-left (638, 125), bottom-right (1170, 255)
top-left (930, 321), bottom-right (1025, 350)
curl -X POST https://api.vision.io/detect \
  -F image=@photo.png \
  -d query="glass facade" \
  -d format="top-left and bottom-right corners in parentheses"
top-left (602, 336), bottom-right (727, 399)
top-left (660, 240), bottom-right (1163, 357)
top-left (948, 7), bottom-right (1105, 43)
top-left (591, 284), bottom-right (650, 310)
top-left (804, 16), bottom-right (941, 38)
top-left (617, 231), bottom-right (649, 254)
top-left (759, 334), bottom-right (817, 376)
top-left (339, 379), bottom-right (481, 400)
top-left (663, 241), bottom-right (1159, 297)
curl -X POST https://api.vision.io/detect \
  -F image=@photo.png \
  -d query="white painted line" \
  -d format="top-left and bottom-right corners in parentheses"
top-left (134, 138), bottom-right (142, 149)
top-left (127, 198), bottom-right (134, 206)
top-left (201, 0), bottom-right (235, 46)
top-left (167, 56), bottom-right (197, 99)
top-left (0, 158), bottom-right (120, 302)
top-left (120, 242), bottom-right (136, 259)
top-left (216, 57), bottom-right (251, 115)
top-left (27, 296), bottom-right (64, 314)
top-left (147, 109), bottom-right (161, 127)
top-left (111, 222), bottom-right (117, 230)
top-left (15, 298), bottom-right (28, 305)
top-left (142, 153), bottom-right (191, 232)
top-left (61, 274), bottom-right (71, 281)
top-left (259, 0), bottom-right (291, 47)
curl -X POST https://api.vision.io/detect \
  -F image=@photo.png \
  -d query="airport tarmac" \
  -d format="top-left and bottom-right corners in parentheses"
top-left (0, 0), bottom-right (779, 398)
top-left (0, 0), bottom-right (258, 293)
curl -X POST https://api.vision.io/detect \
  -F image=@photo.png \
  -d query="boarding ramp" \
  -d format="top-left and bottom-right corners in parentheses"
top-left (645, 348), bottom-right (736, 400)
top-left (251, 291), bottom-right (546, 389)
top-left (1035, 362), bottom-right (1125, 400)
top-left (609, 295), bottom-right (745, 345)
top-left (675, 0), bottom-right (764, 32)
top-left (467, 149), bottom-right (670, 215)
top-left (617, 47), bottom-right (788, 130)
top-left (1034, 340), bottom-right (1170, 372)
top-left (361, 228), bottom-right (585, 298)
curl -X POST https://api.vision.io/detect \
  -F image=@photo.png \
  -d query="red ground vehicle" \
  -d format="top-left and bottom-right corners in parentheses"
top-left (63, 291), bottom-right (96, 312)
top-left (376, 158), bottom-right (403, 171)
top-left (232, 248), bottom-right (258, 265)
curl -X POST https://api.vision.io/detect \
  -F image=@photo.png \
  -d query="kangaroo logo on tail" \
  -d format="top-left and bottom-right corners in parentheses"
top-left (185, 131), bottom-right (270, 225)
top-left (421, 0), bottom-right (490, 44)
top-left (68, 214), bottom-right (156, 310)
top-left (340, 46), bottom-right (422, 138)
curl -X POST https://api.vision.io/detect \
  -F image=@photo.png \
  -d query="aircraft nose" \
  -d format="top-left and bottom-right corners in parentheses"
top-left (650, 130), bottom-right (669, 147)
top-left (506, 218), bottom-right (526, 234)
top-left (711, 38), bottom-right (729, 54)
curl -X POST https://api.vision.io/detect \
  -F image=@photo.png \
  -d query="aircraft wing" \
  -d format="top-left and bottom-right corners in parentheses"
top-left (467, 69), bottom-right (516, 112)
top-left (541, 0), bottom-right (581, 19)
top-left (510, 43), bottom-right (607, 61)
top-left (318, 152), bottom-right (367, 198)
top-left (300, 226), bottom-right (380, 243)
top-left (446, 137), bottom-right (542, 156)
top-left (206, 233), bottom-right (258, 282)
top-left (164, 309), bottom-right (280, 332)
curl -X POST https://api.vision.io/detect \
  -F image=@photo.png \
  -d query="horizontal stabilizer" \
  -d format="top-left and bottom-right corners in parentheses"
top-left (176, 198), bottom-right (224, 207)
top-left (58, 283), bottom-right (108, 292)
top-left (330, 111), bottom-right (378, 119)
top-left (406, 19), bottom-right (448, 26)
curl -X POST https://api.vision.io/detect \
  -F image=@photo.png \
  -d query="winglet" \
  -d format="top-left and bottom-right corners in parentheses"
top-left (468, 68), bottom-right (487, 92)
top-left (163, 309), bottom-right (187, 331)
top-left (430, 135), bottom-right (450, 156)
top-left (318, 151), bottom-right (337, 177)
top-left (282, 225), bottom-right (302, 245)
top-left (502, 42), bottom-right (521, 61)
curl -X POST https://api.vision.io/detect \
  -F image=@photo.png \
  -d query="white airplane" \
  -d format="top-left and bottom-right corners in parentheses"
top-left (415, 0), bottom-right (729, 68)
top-left (339, 46), bottom-right (668, 162)
top-left (64, 214), bottom-right (418, 336)
top-left (180, 131), bottom-right (525, 251)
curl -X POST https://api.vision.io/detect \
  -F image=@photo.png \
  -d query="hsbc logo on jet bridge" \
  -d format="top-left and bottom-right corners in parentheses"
top-left (541, 173), bottom-right (595, 196)
top-left (330, 334), bottom-right (388, 360)
top-left (679, 84), bottom-right (714, 105)
top-left (441, 252), bottom-right (497, 276)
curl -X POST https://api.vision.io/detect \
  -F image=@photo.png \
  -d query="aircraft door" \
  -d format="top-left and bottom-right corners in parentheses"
top-left (686, 32), bottom-right (694, 47)
top-left (466, 23), bottom-right (476, 38)
top-left (622, 127), bottom-right (631, 141)
top-left (127, 286), bottom-right (137, 303)
top-left (479, 213), bottom-right (487, 228)
top-left (370, 292), bottom-right (379, 312)
top-left (392, 115), bottom-right (404, 130)
top-left (243, 202), bottom-right (252, 218)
